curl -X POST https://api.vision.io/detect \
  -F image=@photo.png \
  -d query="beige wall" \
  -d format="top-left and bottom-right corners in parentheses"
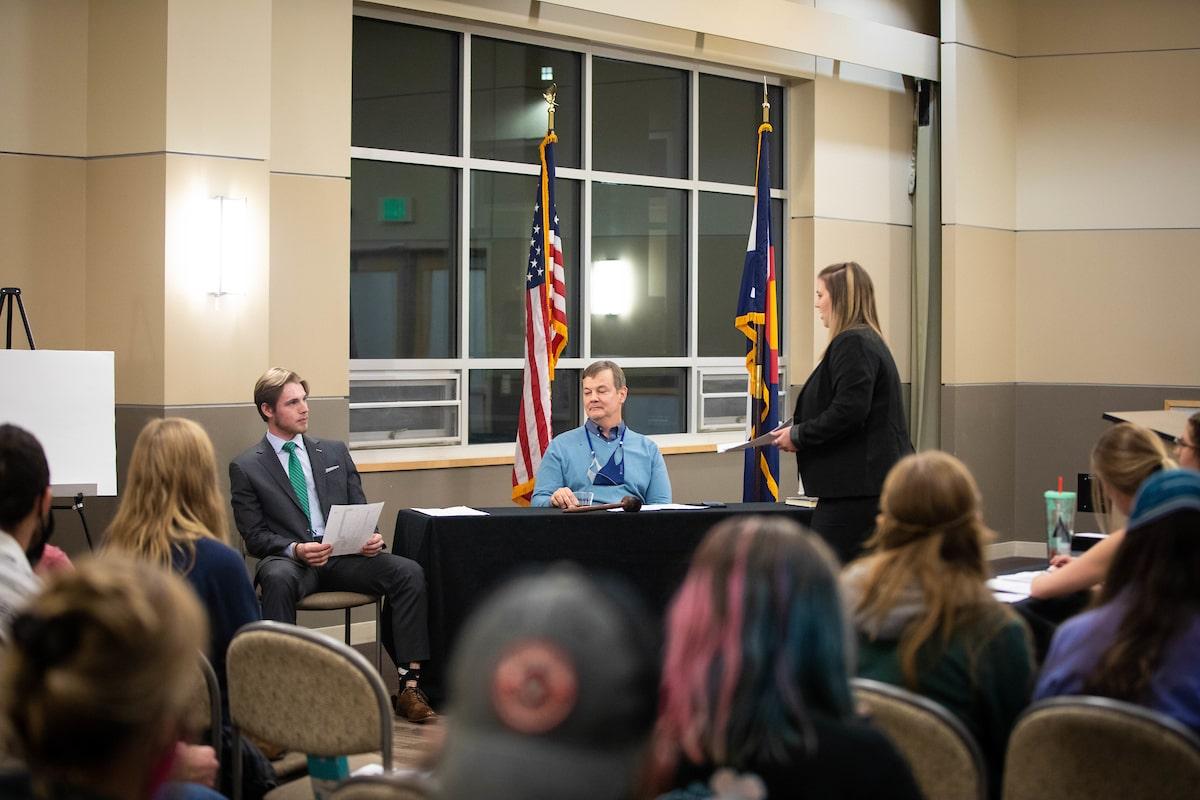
top-left (0, 0), bottom-right (88, 157)
top-left (940, 0), bottom-right (1200, 539)
top-left (794, 59), bottom-right (915, 379)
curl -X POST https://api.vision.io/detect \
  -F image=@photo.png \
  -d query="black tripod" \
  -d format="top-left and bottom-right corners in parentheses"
top-left (1, 287), bottom-right (36, 349)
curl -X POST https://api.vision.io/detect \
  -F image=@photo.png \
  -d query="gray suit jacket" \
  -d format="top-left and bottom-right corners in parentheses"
top-left (229, 434), bottom-right (367, 559)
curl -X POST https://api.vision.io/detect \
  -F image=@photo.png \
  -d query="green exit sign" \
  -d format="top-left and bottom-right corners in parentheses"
top-left (379, 196), bottom-right (412, 222)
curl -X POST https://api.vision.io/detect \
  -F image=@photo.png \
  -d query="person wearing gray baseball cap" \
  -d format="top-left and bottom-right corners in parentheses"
top-left (438, 564), bottom-right (660, 800)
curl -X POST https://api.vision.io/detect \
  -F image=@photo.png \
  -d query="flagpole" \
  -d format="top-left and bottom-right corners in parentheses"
top-left (543, 83), bottom-right (558, 133)
top-left (762, 77), bottom-right (770, 123)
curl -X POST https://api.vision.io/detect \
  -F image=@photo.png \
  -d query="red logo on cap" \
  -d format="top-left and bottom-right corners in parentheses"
top-left (491, 639), bottom-right (578, 734)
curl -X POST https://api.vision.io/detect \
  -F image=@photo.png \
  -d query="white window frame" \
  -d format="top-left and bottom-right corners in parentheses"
top-left (349, 7), bottom-right (789, 453)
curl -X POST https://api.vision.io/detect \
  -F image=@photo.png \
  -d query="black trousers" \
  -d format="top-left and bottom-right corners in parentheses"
top-left (810, 495), bottom-right (880, 565)
top-left (256, 552), bottom-right (430, 664)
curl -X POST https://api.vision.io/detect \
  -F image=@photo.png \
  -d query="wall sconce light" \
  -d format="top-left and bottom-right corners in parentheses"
top-left (205, 195), bottom-right (247, 297)
top-left (591, 259), bottom-right (633, 316)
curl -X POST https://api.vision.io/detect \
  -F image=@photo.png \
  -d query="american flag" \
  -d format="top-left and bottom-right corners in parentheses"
top-left (734, 121), bottom-right (780, 502)
top-left (512, 132), bottom-right (568, 504)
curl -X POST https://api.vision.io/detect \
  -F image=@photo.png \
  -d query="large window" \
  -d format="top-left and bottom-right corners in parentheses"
top-left (350, 14), bottom-right (788, 448)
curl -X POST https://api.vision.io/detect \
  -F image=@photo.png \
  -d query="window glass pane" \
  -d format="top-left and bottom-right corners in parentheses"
top-left (350, 160), bottom-right (459, 358)
top-left (350, 379), bottom-right (455, 403)
top-left (468, 369), bottom-right (579, 444)
top-left (593, 58), bottom-right (688, 179)
top-left (702, 395), bottom-right (747, 430)
top-left (591, 184), bottom-right (687, 357)
top-left (699, 75), bottom-right (783, 188)
top-left (624, 367), bottom-right (686, 435)
top-left (697, 193), bottom-right (784, 357)
top-left (350, 406), bottom-right (457, 445)
top-left (352, 18), bottom-right (459, 155)
top-left (470, 173), bottom-right (580, 358)
top-left (471, 37), bottom-right (581, 168)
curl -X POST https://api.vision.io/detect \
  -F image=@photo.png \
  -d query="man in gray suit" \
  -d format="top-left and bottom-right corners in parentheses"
top-left (230, 368), bottom-right (435, 722)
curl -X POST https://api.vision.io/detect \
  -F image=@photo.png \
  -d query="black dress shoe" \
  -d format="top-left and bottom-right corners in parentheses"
top-left (393, 685), bottom-right (437, 723)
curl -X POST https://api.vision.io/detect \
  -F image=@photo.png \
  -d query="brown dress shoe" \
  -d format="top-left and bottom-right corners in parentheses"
top-left (393, 685), bottom-right (438, 723)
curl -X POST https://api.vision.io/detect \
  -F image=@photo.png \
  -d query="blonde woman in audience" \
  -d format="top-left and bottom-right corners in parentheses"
top-left (842, 451), bottom-right (1033, 799)
top-left (105, 417), bottom-right (274, 798)
top-left (0, 554), bottom-right (221, 800)
top-left (1029, 422), bottom-right (1173, 601)
top-left (653, 516), bottom-right (922, 799)
top-left (1035, 469), bottom-right (1200, 732)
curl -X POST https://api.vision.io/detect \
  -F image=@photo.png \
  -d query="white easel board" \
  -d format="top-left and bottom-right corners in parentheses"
top-left (0, 350), bottom-right (117, 496)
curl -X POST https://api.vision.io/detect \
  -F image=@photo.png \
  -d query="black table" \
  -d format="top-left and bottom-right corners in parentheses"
top-left (393, 502), bottom-right (813, 701)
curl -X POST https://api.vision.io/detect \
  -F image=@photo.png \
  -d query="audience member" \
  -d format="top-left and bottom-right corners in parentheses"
top-left (105, 417), bottom-right (275, 798)
top-left (1175, 412), bottom-right (1200, 470)
top-left (0, 424), bottom-right (54, 641)
top-left (1029, 423), bottom-right (1173, 603)
top-left (653, 516), bottom-right (922, 799)
top-left (230, 367), bottom-right (435, 723)
top-left (531, 360), bottom-right (671, 508)
top-left (0, 555), bottom-right (222, 800)
top-left (842, 451), bottom-right (1032, 798)
top-left (437, 565), bottom-right (659, 800)
top-left (1035, 469), bottom-right (1200, 733)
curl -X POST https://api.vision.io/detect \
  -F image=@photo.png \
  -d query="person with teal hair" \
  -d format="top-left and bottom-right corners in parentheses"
top-left (650, 516), bottom-right (921, 799)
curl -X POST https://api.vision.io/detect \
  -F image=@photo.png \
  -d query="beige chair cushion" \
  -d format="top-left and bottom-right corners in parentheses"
top-left (1003, 699), bottom-right (1200, 800)
top-left (296, 592), bottom-right (377, 612)
top-left (227, 624), bottom-right (390, 758)
top-left (854, 679), bottom-right (985, 800)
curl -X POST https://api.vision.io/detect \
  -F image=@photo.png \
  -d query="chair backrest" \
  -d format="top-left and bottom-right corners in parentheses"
top-left (181, 651), bottom-right (223, 756)
top-left (851, 677), bottom-right (987, 800)
top-left (1003, 695), bottom-right (1200, 800)
top-left (227, 621), bottom-right (393, 769)
top-left (331, 773), bottom-right (438, 800)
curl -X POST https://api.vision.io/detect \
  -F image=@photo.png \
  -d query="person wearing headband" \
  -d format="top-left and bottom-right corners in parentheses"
top-left (531, 360), bottom-right (671, 509)
top-left (840, 451), bottom-right (1034, 798)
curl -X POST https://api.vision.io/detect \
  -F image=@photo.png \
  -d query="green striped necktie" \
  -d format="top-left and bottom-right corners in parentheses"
top-left (281, 441), bottom-right (312, 523)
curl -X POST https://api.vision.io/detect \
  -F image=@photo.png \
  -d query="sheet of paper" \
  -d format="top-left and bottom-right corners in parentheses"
top-left (716, 421), bottom-right (790, 454)
top-left (618, 503), bottom-right (708, 511)
top-left (323, 502), bottom-right (384, 556)
top-left (992, 590), bottom-right (1028, 604)
top-left (986, 571), bottom-right (1046, 596)
top-left (412, 506), bottom-right (489, 517)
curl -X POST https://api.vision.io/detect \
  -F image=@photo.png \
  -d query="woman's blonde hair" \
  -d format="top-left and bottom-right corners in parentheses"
top-left (1, 554), bottom-right (207, 775)
top-left (851, 451), bottom-right (1005, 688)
top-left (1090, 422), bottom-right (1174, 531)
top-left (818, 261), bottom-right (882, 339)
top-left (105, 417), bottom-right (228, 570)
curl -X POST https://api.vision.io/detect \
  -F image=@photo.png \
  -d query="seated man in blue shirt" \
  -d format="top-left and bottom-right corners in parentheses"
top-left (532, 360), bottom-right (672, 508)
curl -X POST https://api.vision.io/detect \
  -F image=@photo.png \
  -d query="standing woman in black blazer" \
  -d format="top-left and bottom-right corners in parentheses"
top-left (771, 261), bottom-right (912, 563)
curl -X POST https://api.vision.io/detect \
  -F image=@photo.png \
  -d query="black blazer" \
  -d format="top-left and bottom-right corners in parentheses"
top-left (229, 434), bottom-right (367, 559)
top-left (791, 326), bottom-right (912, 498)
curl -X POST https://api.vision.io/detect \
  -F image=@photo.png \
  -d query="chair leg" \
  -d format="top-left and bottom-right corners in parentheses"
top-left (343, 607), bottom-right (352, 646)
top-left (375, 598), bottom-right (383, 674)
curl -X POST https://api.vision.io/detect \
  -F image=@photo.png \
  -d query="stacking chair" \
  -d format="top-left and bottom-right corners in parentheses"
top-left (851, 677), bottom-right (987, 800)
top-left (296, 591), bottom-right (384, 673)
top-left (1003, 696), bottom-right (1200, 800)
top-left (227, 621), bottom-right (394, 800)
top-left (182, 652), bottom-right (223, 757)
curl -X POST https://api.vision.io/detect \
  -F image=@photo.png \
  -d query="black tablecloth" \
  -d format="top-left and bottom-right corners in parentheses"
top-left (393, 502), bottom-right (813, 701)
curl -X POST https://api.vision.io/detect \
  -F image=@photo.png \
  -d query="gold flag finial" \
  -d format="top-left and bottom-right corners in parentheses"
top-left (543, 83), bottom-right (558, 132)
